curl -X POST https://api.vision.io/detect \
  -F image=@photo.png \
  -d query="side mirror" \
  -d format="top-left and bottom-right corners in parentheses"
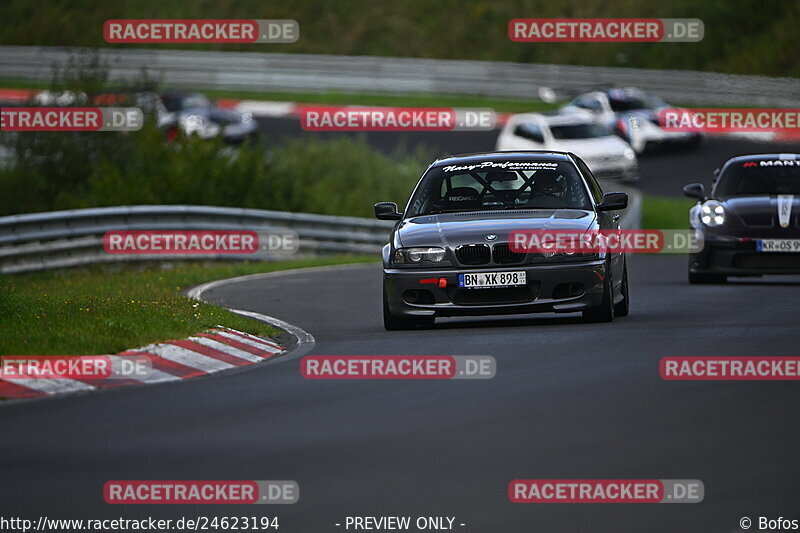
top-left (513, 124), bottom-right (544, 144)
top-left (374, 202), bottom-right (402, 220)
top-left (682, 183), bottom-right (706, 200)
top-left (597, 192), bottom-right (628, 211)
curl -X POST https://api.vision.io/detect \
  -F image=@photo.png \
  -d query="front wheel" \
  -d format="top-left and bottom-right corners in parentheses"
top-left (582, 267), bottom-right (614, 323)
top-left (613, 261), bottom-right (630, 317)
top-left (383, 287), bottom-right (434, 330)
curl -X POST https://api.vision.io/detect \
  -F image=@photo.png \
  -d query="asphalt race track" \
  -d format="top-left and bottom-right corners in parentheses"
top-left (257, 116), bottom-right (800, 197)
top-left (1, 253), bottom-right (800, 532)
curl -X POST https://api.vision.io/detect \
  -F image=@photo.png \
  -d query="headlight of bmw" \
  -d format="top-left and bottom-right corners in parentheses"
top-left (700, 201), bottom-right (725, 227)
top-left (541, 251), bottom-right (598, 260)
top-left (393, 247), bottom-right (447, 264)
top-left (539, 242), bottom-right (597, 260)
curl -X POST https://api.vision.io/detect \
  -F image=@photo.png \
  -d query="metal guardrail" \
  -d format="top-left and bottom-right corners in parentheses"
top-left (0, 205), bottom-right (394, 273)
top-left (1, 45), bottom-right (799, 107)
top-left (0, 180), bottom-right (641, 274)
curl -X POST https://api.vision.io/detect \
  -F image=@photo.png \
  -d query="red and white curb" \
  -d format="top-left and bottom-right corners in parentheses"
top-left (0, 327), bottom-right (284, 400)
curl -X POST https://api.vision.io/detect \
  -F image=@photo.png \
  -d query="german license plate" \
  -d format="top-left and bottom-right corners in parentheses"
top-left (459, 271), bottom-right (526, 288)
top-left (757, 239), bottom-right (800, 252)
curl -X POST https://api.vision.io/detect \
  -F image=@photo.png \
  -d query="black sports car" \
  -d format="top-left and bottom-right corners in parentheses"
top-left (375, 151), bottom-right (630, 330)
top-left (684, 153), bottom-right (800, 283)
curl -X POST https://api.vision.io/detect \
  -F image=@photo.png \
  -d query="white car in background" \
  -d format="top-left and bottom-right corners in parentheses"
top-left (496, 112), bottom-right (640, 182)
top-left (561, 88), bottom-right (702, 154)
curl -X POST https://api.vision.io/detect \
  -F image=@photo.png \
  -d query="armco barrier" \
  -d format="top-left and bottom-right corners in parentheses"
top-left (1, 46), bottom-right (799, 107)
top-left (0, 205), bottom-right (394, 273)
top-left (0, 183), bottom-right (641, 274)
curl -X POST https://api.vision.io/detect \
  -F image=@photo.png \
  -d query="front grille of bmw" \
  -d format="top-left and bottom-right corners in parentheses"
top-left (454, 243), bottom-right (526, 266)
top-left (455, 244), bottom-right (491, 265)
top-left (492, 243), bottom-right (526, 264)
top-left (449, 243), bottom-right (535, 305)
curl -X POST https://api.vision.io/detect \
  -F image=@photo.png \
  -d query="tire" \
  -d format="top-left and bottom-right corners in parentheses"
top-left (688, 271), bottom-right (727, 284)
top-left (383, 287), bottom-right (434, 330)
top-left (614, 261), bottom-right (630, 317)
top-left (582, 265), bottom-right (614, 323)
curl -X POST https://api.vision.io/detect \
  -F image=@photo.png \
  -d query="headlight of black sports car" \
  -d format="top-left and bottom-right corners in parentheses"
top-left (700, 201), bottom-right (726, 227)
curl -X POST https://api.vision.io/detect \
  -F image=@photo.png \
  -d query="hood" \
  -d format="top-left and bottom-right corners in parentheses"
top-left (552, 136), bottom-right (631, 164)
top-left (396, 210), bottom-right (596, 248)
top-left (720, 195), bottom-right (800, 228)
top-left (621, 109), bottom-right (659, 121)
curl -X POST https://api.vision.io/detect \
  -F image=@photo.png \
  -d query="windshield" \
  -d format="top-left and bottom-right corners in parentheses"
top-left (550, 123), bottom-right (611, 140)
top-left (406, 160), bottom-right (592, 216)
top-left (715, 161), bottom-right (800, 198)
top-left (161, 93), bottom-right (213, 112)
top-left (608, 92), bottom-right (665, 112)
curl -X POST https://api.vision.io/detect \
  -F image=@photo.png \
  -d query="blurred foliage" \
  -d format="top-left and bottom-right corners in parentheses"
top-left (0, 0), bottom-right (798, 76)
top-left (0, 51), bottom-right (430, 217)
top-left (0, 98), bottom-right (429, 218)
top-left (0, 127), bottom-right (429, 217)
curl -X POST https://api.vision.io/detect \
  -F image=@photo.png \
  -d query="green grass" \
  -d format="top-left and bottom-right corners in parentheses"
top-left (0, 256), bottom-right (375, 358)
top-left (642, 195), bottom-right (696, 229)
top-left (0, 77), bottom-right (561, 113)
top-left (0, 78), bottom-right (47, 90)
top-left (204, 89), bottom-right (561, 114)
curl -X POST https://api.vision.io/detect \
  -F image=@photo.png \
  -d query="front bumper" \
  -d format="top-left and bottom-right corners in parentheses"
top-left (384, 260), bottom-right (607, 318)
top-left (222, 121), bottom-right (259, 144)
top-left (644, 130), bottom-right (701, 147)
top-left (587, 161), bottom-right (639, 183)
top-left (690, 237), bottom-right (800, 275)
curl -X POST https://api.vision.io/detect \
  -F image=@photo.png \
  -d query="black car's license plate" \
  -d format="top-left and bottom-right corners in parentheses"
top-left (757, 239), bottom-right (800, 252)
top-left (459, 271), bottom-right (526, 288)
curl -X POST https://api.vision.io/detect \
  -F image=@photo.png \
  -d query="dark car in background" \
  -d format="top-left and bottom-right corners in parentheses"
top-left (158, 91), bottom-right (258, 144)
top-left (684, 154), bottom-right (800, 283)
top-left (375, 151), bottom-right (630, 329)
top-left (36, 89), bottom-right (260, 145)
